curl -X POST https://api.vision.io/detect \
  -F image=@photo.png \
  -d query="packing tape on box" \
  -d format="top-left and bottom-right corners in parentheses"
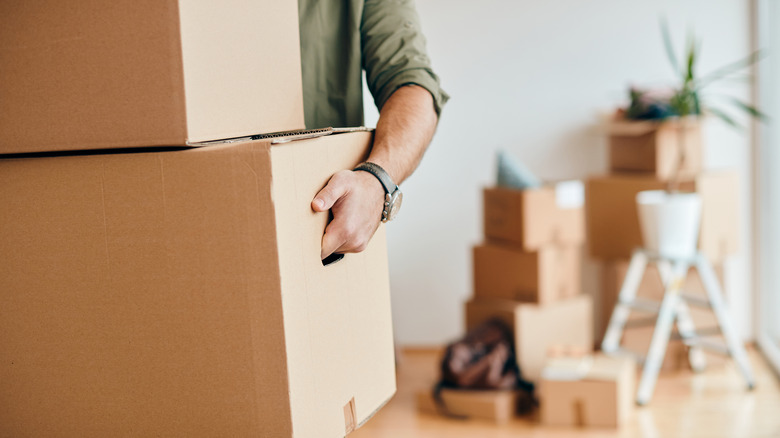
top-left (554, 180), bottom-right (585, 209)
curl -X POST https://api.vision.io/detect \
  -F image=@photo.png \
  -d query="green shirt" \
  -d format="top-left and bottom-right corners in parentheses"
top-left (298, 0), bottom-right (449, 129)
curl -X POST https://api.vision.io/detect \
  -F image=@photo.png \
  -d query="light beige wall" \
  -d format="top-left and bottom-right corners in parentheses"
top-left (363, 0), bottom-right (755, 345)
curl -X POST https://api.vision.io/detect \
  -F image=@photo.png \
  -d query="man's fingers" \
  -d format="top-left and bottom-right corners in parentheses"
top-left (320, 217), bottom-right (371, 260)
top-left (312, 171), bottom-right (351, 212)
top-left (321, 220), bottom-right (347, 260)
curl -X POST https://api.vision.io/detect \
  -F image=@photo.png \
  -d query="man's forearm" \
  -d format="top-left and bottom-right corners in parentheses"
top-left (366, 85), bottom-right (438, 184)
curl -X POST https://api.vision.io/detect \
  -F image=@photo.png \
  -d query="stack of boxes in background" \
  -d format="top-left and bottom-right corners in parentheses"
top-left (422, 180), bottom-right (594, 423)
top-left (468, 182), bottom-right (593, 383)
top-left (587, 118), bottom-right (739, 371)
top-left (0, 2), bottom-right (395, 437)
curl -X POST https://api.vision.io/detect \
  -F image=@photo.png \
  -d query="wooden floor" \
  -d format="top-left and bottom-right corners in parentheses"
top-left (351, 348), bottom-right (780, 438)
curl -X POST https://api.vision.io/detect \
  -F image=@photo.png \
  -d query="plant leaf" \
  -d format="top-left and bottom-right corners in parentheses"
top-left (660, 17), bottom-right (680, 77)
top-left (706, 106), bottom-right (743, 130)
top-left (686, 37), bottom-right (696, 83)
top-left (730, 98), bottom-right (769, 121)
top-left (695, 50), bottom-right (766, 89)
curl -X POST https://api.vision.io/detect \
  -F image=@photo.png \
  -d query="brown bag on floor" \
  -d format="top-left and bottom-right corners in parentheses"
top-left (440, 318), bottom-right (519, 390)
top-left (434, 319), bottom-right (535, 418)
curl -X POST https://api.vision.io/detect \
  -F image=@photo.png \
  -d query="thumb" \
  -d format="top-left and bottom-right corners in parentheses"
top-left (312, 171), bottom-right (350, 212)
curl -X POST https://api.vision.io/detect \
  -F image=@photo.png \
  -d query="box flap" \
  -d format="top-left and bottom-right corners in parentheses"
top-left (604, 119), bottom-right (662, 136)
top-left (542, 356), bottom-right (594, 381)
top-left (585, 355), bottom-right (633, 381)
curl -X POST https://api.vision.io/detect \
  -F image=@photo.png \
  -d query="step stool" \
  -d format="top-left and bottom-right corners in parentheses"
top-left (601, 249), bottom-right (755, 405)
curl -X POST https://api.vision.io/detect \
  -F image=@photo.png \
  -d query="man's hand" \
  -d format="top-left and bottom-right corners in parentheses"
top-left (312, 85), bottom-right (438, 260)
top-left (312, 169), bottom-right (386, 260)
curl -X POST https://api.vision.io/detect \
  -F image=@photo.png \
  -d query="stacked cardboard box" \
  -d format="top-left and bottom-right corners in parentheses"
top-left (588, 117), bottom-right (738, 371)
top-left (0, 2), bottom-right (395, 437)
top-left (539, 354), bottom-right (635, 428)
top-left (466, 183), bottom-right (593, 383)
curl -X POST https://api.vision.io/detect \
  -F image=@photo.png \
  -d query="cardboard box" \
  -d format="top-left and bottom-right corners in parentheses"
top-left (0, 0), bottom-right (304, 154)
top-left (622, 328), bottom-right (691, 373)
top-left (416, 389), bottom-right (521, 424)
top-left (473, 242), bottom-right (580, 304)
top-left (607, 119), bottom-right (702, 180)
top-left (540, 354), bottom-right (635, 428)
top-left (483, 183), bottom-right (584, 251)
top-left (0, 131), bottom-right (394, 437)
top-left (465, 296), bottom-right (593, 382)
top-left (600, 261), bottom-right (727, 371)
top-left (586, 171), bottom-right (738, 261)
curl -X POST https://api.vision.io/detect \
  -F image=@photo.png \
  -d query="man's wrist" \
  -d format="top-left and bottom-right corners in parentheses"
top-left (353, 162), bottom-right (395, 194)
top-left (353, 162), bottom-right (403, 222)
top-left (352, 169), bottom-right (385, 196)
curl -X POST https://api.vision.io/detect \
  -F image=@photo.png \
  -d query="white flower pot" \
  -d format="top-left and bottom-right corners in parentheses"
top-left (636, 190), bottom-right (702, 259)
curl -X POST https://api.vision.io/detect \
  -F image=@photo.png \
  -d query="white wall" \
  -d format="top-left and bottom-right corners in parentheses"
top-left (363, 0), bottom-right (755, 346)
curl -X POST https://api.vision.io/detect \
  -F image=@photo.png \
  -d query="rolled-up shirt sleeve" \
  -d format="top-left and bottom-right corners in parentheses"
top-left (361, 0), bottom-right (450, 116)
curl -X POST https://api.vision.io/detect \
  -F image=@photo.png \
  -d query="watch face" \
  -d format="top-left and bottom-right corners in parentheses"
top-left (387, 190), bottom-right (403, 221)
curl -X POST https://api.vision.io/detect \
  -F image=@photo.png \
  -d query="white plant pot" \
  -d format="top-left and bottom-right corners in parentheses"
top-left (636, 190), bottom-right (702, 259)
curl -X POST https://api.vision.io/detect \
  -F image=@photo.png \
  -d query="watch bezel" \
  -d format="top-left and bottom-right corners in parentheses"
top-left (383, 189), bottom-right (403, 222)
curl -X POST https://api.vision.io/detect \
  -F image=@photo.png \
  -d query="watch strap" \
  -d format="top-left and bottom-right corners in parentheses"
top-left (353, 162), bottom-right (397, 194)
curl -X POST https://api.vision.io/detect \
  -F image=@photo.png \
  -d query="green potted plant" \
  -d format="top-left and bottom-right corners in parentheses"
top-left (617, 21), bottom-right (766, 259)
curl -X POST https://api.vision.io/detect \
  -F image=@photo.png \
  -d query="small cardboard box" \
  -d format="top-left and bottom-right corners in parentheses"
top-left (600, 261), bottom-right (727, 371)
top-left (622, 328), bottom-right (692, 372)
top-left (0, 131), bottom-right (394, 437)
top-left (465, 296), bottom-right (593, 382)
top-left (607, 118), bottom-right (702, 181)
top-left (540, 354), bottom-right (635, 428)
top-left (416, 389), bottom-right (520, 424)
top-left (483, 182), bottom-right (585, 251)
top-left (473, 242), bottom-right (581, 304)
top-left (586, 171), bottom-right (738, 261)
top-left (0, 0), bottom-right (304, 154)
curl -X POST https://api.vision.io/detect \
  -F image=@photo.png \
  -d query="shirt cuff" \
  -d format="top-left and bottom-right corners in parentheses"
top-left (374, 68), bottom-right (450, 117)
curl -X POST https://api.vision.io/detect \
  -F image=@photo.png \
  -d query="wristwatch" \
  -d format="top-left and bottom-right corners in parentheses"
top-left (353, 162), bottom-right (403, 222)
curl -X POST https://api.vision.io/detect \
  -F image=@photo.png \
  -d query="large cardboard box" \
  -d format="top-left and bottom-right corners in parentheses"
top-left (0, 131), bottom-right (395, 437)
top-left (586, 172), bottom-right (738, 261)
top-left (416, 389), bottom-right (521, 424)
top-left (607, 119), bottom-right (702, 181)
top-left (0, 0), bottom-right (304, 154)
top-left (540, 354), bottom-right (635, 428)
top-left (465, 296), bottom-right (593, 382)
top-left (600, 261), bottom-right (727, 371)
top-left (473, 242), bottom-right (580, 304)
top-left (483, 184), bottom-right (584, 250)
